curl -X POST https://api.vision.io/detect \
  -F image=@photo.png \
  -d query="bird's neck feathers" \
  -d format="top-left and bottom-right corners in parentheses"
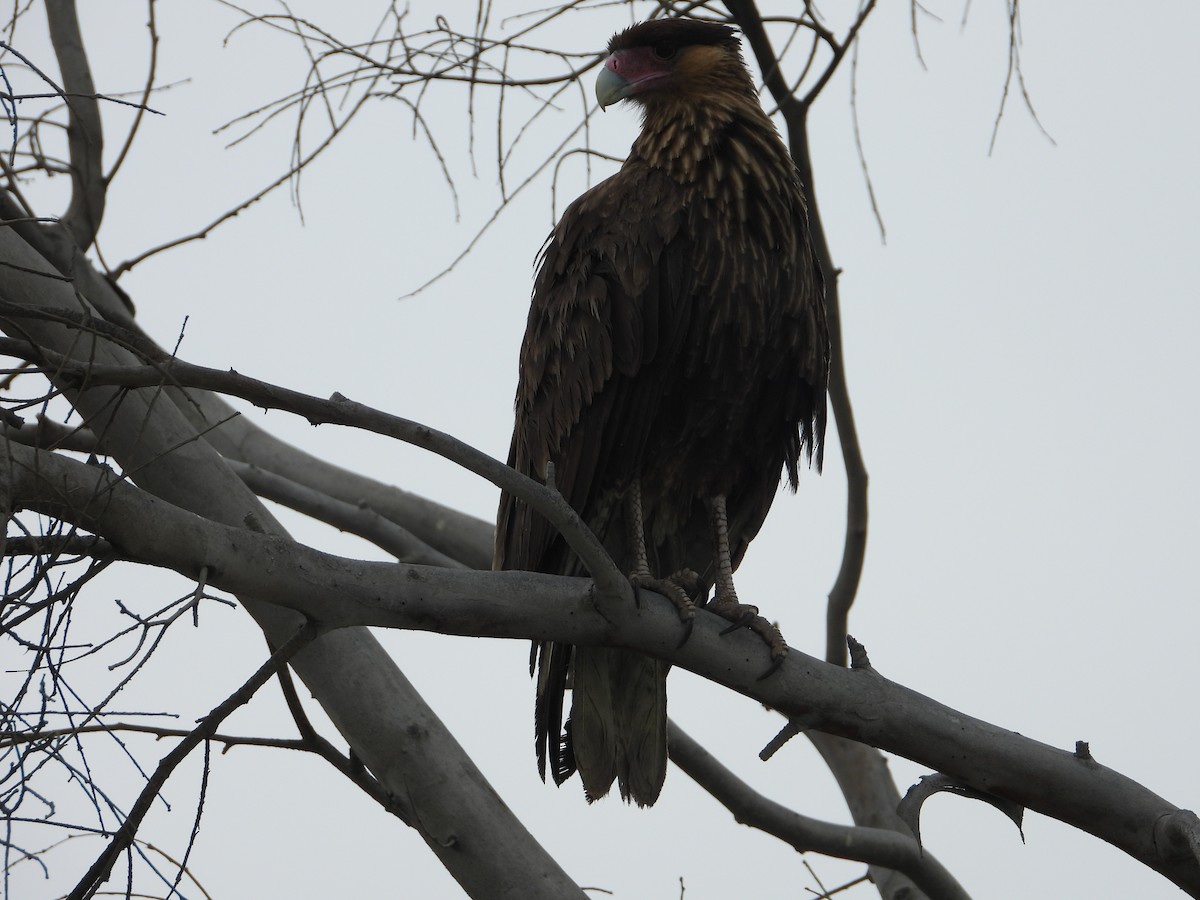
top-left (629, 93), bottom-right (793, 199)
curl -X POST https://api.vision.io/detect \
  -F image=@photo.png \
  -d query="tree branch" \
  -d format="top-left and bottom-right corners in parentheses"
top-left (0, 206), bottom-right (493, 571)
top-left (806, 730), bottom-right (924, 899)
top-left (9, 441), bottom-right (1200, 896)
top-left (724, 7), bottom-right (887, 893)
top-left (0, 226), bottom-right (583, 900)
top-left (66, 622), bottom-right (316, 900)
top-left (726, 0), bottom-right (871, 672)
top-left (668, 722), bottom-right (970, 900)
top-left (226, 458), bottom-right (467, 568)
top-left (0, 332), bottom-right (629, 602)
top-left (191, 388), bottom-right (496, 569)
top-left (45, 0), bottom-right (106, 250)
top-left (104, 0), bottom-right (159, 183)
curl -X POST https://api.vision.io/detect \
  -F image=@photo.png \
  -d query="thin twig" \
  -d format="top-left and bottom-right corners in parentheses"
top-left (106, 0), bottom-right (161, 182)
top-left (987, 0), bottom-right (1054, 154)
top-left (65, 622), bottom-right (318, 900)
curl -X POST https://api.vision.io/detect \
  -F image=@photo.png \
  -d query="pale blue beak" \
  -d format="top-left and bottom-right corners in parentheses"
top-left (596, 64), bottom-right (632, 109)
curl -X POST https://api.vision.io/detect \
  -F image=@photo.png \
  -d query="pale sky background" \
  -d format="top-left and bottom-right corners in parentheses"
top-left (6, 1), bottom-right (1199, 898)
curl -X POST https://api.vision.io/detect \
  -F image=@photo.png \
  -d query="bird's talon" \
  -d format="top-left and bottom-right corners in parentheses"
top-left (710, 598), bottom-right (787, 668)
top-left (757, 653), bottom-right (786, 681)
top-left (630, 570), bottom-right (697, 622)
top-left (675, 568), bottom-right (701, 596)
top-left (675, 617), bottom-right (695, 649)
top-left (715, 604), bottom-right (759, 635)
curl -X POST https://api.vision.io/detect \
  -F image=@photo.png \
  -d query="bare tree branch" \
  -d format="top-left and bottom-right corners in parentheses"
top-left (105, 0), bottom-right (160, 183)
top-left (0, 410), bottom-right (98, 452)
top-left (205, 405), bottom-right (495, 568)
top-left (806, 731), bottom-right (925, 899)
top-left (2, 532), bottom-right (111, 557)
top-left (0, 224), bottom-right (583, 900)
top-left (0, 5), bottom-right (1183, 897)
top-left (226, 458), bottom-right (467, 567)
top-left (724, 0), bottom-right (872, 671)
top-left (9, 440), bottom-right (1200, 896)
top-left (66, 622), bottom-right (317, 900)
top-left (0, 331), bottom-right (628, 601)
top-left (44, 0), bottom-right (105, 250)
top-left (987, 0), bottom-right (1054, 154)
top-left (668, 721), bottom-right (969, 900)
top-left (723, 7), bottom-right (885, 895)
top-left (2, 147), bottom-right (490, 574)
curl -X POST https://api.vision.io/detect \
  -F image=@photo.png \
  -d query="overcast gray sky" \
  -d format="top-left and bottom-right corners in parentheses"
top-left (8, 2), bottom-right (1199, 898)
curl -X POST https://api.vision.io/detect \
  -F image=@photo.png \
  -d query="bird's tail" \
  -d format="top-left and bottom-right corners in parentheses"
top-left (570, 645), bottom-right (668, 807)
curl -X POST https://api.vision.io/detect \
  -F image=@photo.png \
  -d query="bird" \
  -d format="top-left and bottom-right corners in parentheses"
top-left (494, 17), bottom-right (829, 808)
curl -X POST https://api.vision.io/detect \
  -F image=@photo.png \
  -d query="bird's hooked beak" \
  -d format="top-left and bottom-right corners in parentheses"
top-left (595, 48), bottom-right (672, 109)
top-left (595, 58), bottom-right (631, 110)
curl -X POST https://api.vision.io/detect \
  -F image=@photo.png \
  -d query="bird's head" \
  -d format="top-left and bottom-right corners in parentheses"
top-left (595, 19), bottom-right (753, 112)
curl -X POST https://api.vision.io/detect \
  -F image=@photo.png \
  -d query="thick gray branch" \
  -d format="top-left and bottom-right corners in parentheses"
top-left (226, 458), bottom-right (466, 568)
top-left (9, 442), bottom-right (1199, 896)
top-left (667, 722), bottom-right (970, 900)
top-left (45, 0), bottom-right (106, 250)
top-left (0, 226), bottom-right (581, 900)
top-left (211, 412), bottom-right (495, 569)
top-left (0, 201), bottom-right (484, 569)
top-left (0, 333), bottom-right (629, 604)
top-left (807, 731), bottom-right (922, 898)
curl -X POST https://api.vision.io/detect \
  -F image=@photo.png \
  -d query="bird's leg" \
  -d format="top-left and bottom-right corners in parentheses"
top-left (625, 479), bottom-right (697, 623)
top-left (707, 494), bottom-right (787, 667)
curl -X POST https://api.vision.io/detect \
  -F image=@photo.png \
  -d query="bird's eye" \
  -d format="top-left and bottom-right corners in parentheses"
top-left (652, 41), bottom-right (677, 60)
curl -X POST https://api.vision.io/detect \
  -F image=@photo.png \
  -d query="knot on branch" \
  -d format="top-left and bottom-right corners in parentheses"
top-left (1154, 809), bottom-right (1200, 864)
top-left (847, 634), bottom-right (872, 670)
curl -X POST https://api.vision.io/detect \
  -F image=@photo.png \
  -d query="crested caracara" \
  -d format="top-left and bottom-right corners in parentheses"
top-left (495, 18), bottom-right (829, 807)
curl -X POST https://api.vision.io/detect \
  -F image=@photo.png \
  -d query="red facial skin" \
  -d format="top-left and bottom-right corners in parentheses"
top-left (596, 47), bottom-right (672, 107)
